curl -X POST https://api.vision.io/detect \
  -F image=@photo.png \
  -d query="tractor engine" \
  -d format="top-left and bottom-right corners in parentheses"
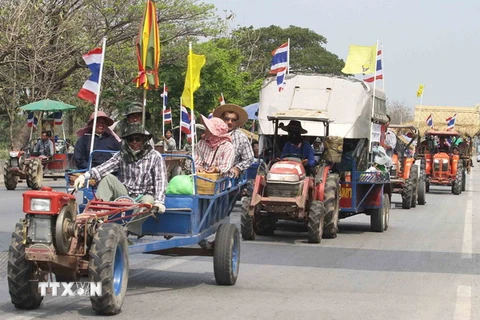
top-left (266, 161), bottom-right (305, 197)
top-left (432, 153), bottom-right (450, 178)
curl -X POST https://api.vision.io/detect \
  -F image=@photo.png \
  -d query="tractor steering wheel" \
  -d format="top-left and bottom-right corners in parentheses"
top-left (282, 153), bottom-right (305, 162)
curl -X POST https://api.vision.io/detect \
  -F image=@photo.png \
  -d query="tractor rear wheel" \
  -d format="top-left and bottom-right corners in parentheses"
top-left (8, 223), bottom-right (43, 309)
top-left (26, 159), bottom-right (43, 190)
top-left (89, 223), bottom-right (129, 315)
top-left (307, 200), bottom-right (326, 243)
top-left (452, 162), bottom-right (463, 195)
top-left (410, 165), bottom-right (419, 208)
top-left (240, 197), bottom-right (255, 240)
top-left (4, 163), bottom-right (18, 190)
top-left (323, 173), bottom-right (340, 239)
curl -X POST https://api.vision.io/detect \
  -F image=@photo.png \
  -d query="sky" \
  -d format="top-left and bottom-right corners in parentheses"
top-left (204, 0), bottom-right (480, 110)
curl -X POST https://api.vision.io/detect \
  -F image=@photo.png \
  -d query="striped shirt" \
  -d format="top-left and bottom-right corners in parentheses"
top-left (230, 129), bottom-right (254, 171)
top-left (194, 140), bottom-right (235, 176)
top-left (90, 149), bottom-right (167, 203)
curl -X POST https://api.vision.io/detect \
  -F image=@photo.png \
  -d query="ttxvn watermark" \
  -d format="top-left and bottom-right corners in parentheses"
top-left (38, 282), bottom-right (102, 297)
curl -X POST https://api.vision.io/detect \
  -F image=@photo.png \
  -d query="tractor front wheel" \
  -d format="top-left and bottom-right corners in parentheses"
top-left (4, 163), bottom-right (18, 190)
top-left (240, 197), bottom-right (255, 240)
top-left (89, 223), bottom-right (129, 315)
top-left (452, 162), bottom-right (463, 195)
top-left (26, 159), bottom-right (43, 190)
top-left (417, 178), bottom-right (426, 205)
top-left (410, 165), bottom-right (419, 208)
top-left (8, 223), bottom-right (43, 309)
top-left (307, 200), bottom-right (326, 243)
top-left (401, 176), bottom-right (413, 209)
top-left (323, 173), bottom-right (340, 239)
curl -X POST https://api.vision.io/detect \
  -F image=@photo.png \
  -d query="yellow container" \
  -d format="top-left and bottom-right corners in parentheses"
top-left (196, 172), bottom-right (222, 195)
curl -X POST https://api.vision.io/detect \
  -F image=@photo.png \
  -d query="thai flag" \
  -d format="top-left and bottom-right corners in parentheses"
top-left (270, 42), bottom-right (289, 92)
top-left (161, 85), bottom-right (168, 107)
top-left (426, 114), bottom-right (433, 128)
top-left (363, 50), bottom-right (383, 83)
top-left (446, 114), bottom-right (456, 131)
top-left (219, 94), bottom-right (225, 105)
top-left (27, 112), bottom-right (38, 128)
top-left (77, 48), bottom-right (102, 104)
top-left (54, 111), bottom-right (63, 125)
top-left (188, 119), bottom-right (196, 139)
top-left (163, 109), bottom-right (172, 124)
top-left (180, 106), bottom-right (191, 134)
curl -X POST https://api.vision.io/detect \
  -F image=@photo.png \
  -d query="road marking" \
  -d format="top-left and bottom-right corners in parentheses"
top-left (462, 199), bottom-right (473, 259)
top-left (454, 285), bottom-right (472, 320)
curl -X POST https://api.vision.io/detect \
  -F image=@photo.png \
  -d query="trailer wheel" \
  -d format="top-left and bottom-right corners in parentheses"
top-left (240, 197), bottom-right (255, 240)
top-left (214, 223), bottom-right (240, 285)
top-left (452, 162), bottom-right (463, 195)
top-left (410, 165), bottom-right (418, 208)
top-left (89, 223), bottom-right (129, 315)
top-left (323, 173), bottom-right (340, 238)
top-left (370, 194), bottom-right (388, 232)
top-left (26, 159), bottom-right (43, 190)
top-left (4, 164), bottom-right (18, 190)
top-left (8, 223), bottom-right (43, 309)
top-left (417, 178), bottom-right (426, 205)
top-left (307, 200), bottom-right (325, 243)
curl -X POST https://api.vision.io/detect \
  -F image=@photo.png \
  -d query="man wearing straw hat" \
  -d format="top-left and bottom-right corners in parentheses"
top-left (213, 103), bottom-right (254, 178)
top-left (279, 120), bottom-right (316, 175)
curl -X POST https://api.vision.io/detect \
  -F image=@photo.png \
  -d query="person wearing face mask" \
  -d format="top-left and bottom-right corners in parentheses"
top-left (73, 123), bottom-right (167, 235)
top-left (279, 120), bottom-right (315, 173)
top-left (74, 111), bottom-right (121, 169)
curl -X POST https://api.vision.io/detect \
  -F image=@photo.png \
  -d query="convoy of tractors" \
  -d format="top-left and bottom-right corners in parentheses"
top-left (5, 74), bottom-right (474, 315)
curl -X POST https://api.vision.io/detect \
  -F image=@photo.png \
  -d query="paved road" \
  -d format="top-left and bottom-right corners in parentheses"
top-left (0, 169), bottom-right (478, 319)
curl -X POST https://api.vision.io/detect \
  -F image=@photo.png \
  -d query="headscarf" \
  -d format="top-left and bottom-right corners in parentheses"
top-left (120, 139), bottom-right (153, 164)
top-left (201, 115), bottom-right (231, 149)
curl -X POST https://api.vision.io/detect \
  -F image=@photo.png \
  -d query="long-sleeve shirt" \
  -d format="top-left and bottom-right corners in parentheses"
top-left (281, 141), bottom-right (315, 167)
top-left (33, 139), bottom-right (54, 156)
top-left (90, 149), bottom-right (167, 203)
top-left (194, 140), bottom-right (235, 176)
top-left (74, 133), bottom-right (121, 169)
top-left (230, 129), bottom-right (254, 171)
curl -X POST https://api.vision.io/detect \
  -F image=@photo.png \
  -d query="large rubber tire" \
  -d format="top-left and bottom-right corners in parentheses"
top-left (461, 168), bottom-right (466, 191)
top-left (307, 200), bottom-right (326, 243)
top-left (240, 197), bottom-right (255, 240)
top-left (89, 223), bottom-right (129, 315)
top-left (452, 162), bottom-right (463, 195)
top-left (426, 180), bottom-right (430, 193)
top-left (8, 223), bottom-right (43, 309)
top-left (410, 165), bottom-right (418, 208)
top-left (323, 173), bottom-right (340, 239)
top-left (4, 164), bottom-right (18, 190)
top-left (214, 224), bottom-right (240, 285)
top-left (417, 178), bottom-right (426, 205)
top-left (255, 215), bottom-right (275, 236)
top-left (26, 159), bottom-right (43, 190)
top-left (370, 194), bottom-right (388, 232)
top-left (401, 176), bottom-right (413, 209)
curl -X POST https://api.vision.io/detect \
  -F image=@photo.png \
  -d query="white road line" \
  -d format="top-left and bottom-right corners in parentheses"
top-left (462, 199), bottom-right (473, 259)
top-left (454, 285), bottom-right (472, 320)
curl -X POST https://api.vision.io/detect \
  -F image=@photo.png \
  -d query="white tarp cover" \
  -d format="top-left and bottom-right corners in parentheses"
top-left (258, 74), bottom-right (387, 138)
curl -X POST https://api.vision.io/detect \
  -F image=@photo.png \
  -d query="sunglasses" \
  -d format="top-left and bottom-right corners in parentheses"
top-left (223, 116), bottom-right (238, 122)
top-left (126, 136), bottom-right (143, 143)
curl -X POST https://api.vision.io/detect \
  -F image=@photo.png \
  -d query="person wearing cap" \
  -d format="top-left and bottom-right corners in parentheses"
top-left (213, 103), bottom-right (254, 178)
top-left (114, 101), bottom-right (155, 147)
top-left (280, 120), bottom-right (316, 173)
top-left (195, 115), bottom-right (235, 176)
top-left (73, 123), bottom-right (167, 235)
top-left (74, 111), bottom-right (121, 169)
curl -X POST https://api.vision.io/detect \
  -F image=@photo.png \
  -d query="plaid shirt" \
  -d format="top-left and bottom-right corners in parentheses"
top-left (90, 149), bottom-right (167, 203)
top-left (194, 140), bottom-right (235, 176)
top-left (230, 129), bottom-right (254, 171)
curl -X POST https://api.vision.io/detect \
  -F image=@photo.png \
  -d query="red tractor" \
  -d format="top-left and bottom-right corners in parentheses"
top-left (388, 125), bottom-right (426, 209)
top-left (241, 112), bottom-right (340, 243)
top-left (418, 130), bottom-right (464, 195)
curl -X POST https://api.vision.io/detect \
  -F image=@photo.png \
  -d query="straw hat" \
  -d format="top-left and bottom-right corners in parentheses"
top-left (279, 120), bottom-right (308, 134)
top-left (87, 111), bottom-right (114, 127)
top-left (201, 115), bottom-right (230, 137)
top-left (212, 103), bottom-right (248, 127)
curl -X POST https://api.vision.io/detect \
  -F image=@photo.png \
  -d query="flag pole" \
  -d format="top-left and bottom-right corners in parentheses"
top-left (286, 38), bottom-right (290, 75)
top-left (162, 83), bottom-right (166, 137)
top-left (88, 37), bottom-right (107, 164)
top-left (417, 86), bottom-right (425, 129)
top-left (369, 39), bottom-right (379, 157)
top-left (179, 97), bottom-right (182, 150)
top-left (188, 42), bottom-right (195, 158)
top-left (221, 92), bottom-right (225, 104)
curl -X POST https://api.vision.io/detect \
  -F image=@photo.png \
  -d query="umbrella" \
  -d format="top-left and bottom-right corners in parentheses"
top-left (20, 99), bottom-right (77, 112)
top-left (135, 0), bottom-right (160, 90)
top-left (244, 102), bottom-right (259, 120)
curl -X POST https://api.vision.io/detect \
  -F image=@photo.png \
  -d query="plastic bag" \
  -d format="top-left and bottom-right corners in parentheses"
top-left (166, 175), bottom-right (194, 195)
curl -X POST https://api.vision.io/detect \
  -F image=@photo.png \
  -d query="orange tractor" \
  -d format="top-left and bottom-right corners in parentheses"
top-left (418, 130), bottom-right (464, 195)
top-left (388, 125), bottom-right (426, 209)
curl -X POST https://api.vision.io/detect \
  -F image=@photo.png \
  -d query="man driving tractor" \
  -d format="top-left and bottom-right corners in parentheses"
top-left (33, 131), bottom-right (54, 157)
top-left (280, 120), bottom-right (316, 175)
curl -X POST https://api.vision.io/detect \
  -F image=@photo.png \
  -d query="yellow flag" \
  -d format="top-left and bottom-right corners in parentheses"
top-left (341, 44), bottom-right (377, 75)
top-left (416, 84), bottom-right (424, 97)
top-left (181, 53), bottom-right (206, 109)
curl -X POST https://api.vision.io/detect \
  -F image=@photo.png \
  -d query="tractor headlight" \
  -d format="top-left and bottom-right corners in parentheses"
top-left (30, 198), bottom-right (51, 212)
top-left (9, 151), bottom-right (19, 157)
top-left (442, 159), bottom-right (449, 163)
top-left (434, 159), bottom-right (440, 164)
top-left (267, 173), bottom-right (300, 182)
